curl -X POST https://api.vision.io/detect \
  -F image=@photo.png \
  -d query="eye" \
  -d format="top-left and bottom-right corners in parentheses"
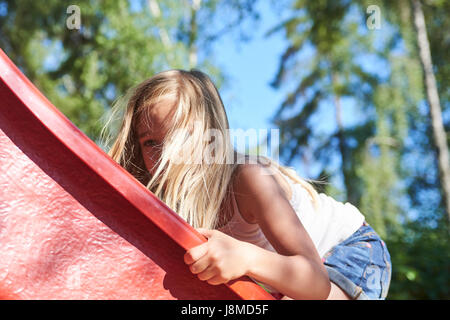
top-left (143, 139), bottom-right (161, 148)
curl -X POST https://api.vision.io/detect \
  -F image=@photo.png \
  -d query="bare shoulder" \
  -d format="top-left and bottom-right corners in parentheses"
top-left (232, 162), bottom-right (292, 223)
top-left (231, 161), bottom-right (318, 258)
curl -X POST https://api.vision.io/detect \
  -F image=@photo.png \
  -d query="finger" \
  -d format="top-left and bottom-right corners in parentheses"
top-left (206, 274), bottom-right (227, 286)
top-left (184, 242), bottom-right (208, 265)
top-left (189, 254), bottom-right (211, 275)
top-left (196, 228), bottom-right (214, 239)
top-left (197, 265), bottom-right (218, 282)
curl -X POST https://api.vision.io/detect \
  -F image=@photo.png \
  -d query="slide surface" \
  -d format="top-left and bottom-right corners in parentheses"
top-left (0, 49), bottom-right (274, 300)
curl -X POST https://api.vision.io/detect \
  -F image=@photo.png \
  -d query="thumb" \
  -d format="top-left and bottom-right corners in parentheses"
top-left (196, 228), bottom-right (214, 239)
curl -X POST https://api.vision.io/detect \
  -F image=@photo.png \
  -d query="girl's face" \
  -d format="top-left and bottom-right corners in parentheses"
top-left (136, 97), bottom-right (176, 176)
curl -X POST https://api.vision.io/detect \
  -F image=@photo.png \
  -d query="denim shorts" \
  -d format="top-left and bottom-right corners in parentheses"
top-left (322, 222), bottom-right (392, 300)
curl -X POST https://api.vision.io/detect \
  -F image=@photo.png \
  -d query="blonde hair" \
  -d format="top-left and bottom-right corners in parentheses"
top-left (101, 69), bottom-right (319, 230)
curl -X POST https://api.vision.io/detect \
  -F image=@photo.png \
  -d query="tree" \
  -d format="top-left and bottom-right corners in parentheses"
top-left (411, 0), bottom-right (450, 221)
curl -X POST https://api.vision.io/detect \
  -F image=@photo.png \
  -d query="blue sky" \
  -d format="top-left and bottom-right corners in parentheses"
top-left (211, 2), bottom-right (289, 133)
top-left (210, 1), bottom-right (310, 173)
top-left (210, 1), bottom-right (333, 179)
top-left (208, 3), bottom-right (284, 123)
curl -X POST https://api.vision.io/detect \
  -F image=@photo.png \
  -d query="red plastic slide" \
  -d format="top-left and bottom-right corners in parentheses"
top-left (0, 49), bottom-right (274, 300)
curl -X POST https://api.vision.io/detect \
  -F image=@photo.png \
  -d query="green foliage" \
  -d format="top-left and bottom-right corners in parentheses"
top-left (0, 0), bottom-right (168, 139)
top-left (387, 216), bottom-right (450, 299)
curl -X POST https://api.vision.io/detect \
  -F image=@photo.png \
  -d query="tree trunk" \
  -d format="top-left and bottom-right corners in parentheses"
top-left (412, 0), bottom-right (450, 221)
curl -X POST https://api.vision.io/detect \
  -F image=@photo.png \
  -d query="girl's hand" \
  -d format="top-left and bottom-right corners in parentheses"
top-left (184, 228), bottom-right (252, 285)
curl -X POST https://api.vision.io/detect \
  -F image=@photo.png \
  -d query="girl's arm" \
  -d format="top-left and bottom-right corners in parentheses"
top-left (184, 163), bottom-right (331, 300)
top-left (233, 164), bottom-right (330, 299)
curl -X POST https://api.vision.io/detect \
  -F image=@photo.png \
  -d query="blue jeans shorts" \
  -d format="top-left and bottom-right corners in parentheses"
top-left (322, 222), bottom-right (392, 300)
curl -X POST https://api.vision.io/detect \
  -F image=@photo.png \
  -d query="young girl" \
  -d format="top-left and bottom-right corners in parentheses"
top-left (104, 69), bottom-right (392, 300)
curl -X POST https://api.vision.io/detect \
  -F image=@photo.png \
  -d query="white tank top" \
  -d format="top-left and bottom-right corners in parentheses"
top-left (284, 176), bottom-right (365, 257)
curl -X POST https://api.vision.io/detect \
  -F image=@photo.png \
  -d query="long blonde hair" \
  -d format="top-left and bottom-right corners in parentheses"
top-left (101, 69), bottom-right (319, 230)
